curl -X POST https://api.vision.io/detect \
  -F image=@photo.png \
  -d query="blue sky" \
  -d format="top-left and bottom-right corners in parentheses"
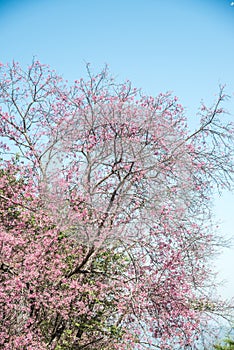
top-left (0, 0), bottom-right (234, 298)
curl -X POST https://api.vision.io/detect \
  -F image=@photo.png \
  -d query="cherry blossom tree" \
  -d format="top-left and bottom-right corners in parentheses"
top-left (0, 60), bottom-right (233, 349)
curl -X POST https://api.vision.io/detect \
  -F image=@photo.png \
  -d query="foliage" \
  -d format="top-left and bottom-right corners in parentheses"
top-left (0, 60), bottom-right (233, 349)
top-left (214, 338), bottom-right (234, 349)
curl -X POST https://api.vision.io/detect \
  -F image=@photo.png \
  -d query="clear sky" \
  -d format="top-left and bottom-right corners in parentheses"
top-left (0, 0), bottom-right (234, 298)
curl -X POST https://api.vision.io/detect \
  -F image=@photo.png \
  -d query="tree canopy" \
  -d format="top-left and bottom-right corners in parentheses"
top-left (0, 61), bottom-right (233, 349)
